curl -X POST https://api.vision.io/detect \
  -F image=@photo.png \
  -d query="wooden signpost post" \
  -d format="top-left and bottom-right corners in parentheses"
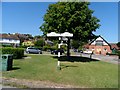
top-left (47, 32), bottom-right (73, 70)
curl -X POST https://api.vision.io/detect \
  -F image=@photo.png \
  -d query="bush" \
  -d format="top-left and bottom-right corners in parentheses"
top-left (43, 46), bottom-right (51, 51)
top-left (18, 45), bottom-right (28, 48)
top-left (34, 39), bottom-right (44, 47)
top-left (61, 45), bottom-right (67, 51)
top-left (2, 44), bottom-right (13, 47)
top-left (106, 51), bottom-right (120, 56)
top-left (2, 47), bottom-right (24, 59)
top-left (50, 45), bottom-right (58, 51)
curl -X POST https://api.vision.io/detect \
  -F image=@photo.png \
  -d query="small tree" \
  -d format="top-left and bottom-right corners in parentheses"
top-left (34, 39), bottom-right (44, 47)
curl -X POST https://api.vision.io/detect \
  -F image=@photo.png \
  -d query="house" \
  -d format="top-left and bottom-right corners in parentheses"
top-left (0, 33), bottom-right (20, 47)
top-left (45, 40), bottom-right (54, 46)
top-left (84, 35), bottom-right (119, 55)
top-left (110, 43), bottom-right (119, 54)
top-left (22, 40), bottom-right (34, 46)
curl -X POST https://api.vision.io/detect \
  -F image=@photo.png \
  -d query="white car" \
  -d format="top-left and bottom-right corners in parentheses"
top-left (83, 50), bottom-right (92, 54)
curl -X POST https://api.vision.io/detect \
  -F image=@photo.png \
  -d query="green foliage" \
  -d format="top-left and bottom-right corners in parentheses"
top-left (40, 2), bottom-right (100, 42)
top-left (71, 40), bottom-right (80, 49)
top-left (2, 44), bottom-right (13, 47)
top-left (43, 46), bottom-right (51, 51)
top-left (78, 46), bottom-right (83, 51)
top-left (61, 45), bottom-right (67, 51)
top-left (117, 42), bottom-right (120, 47)
top-left (34, 35), bottom-right (42, 39)
top-left (19, 45), bottom-right (28, 48)
top-left (34, 39), bottom-right (44, 47)
top-left (50, 45), bottom-right (58, 51)
top-left (116, 51), bottom-right (120, 59)
top-left (2, 47), bottom-right (24, 59)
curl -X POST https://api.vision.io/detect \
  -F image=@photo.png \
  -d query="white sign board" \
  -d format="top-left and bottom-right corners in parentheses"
top-left (47, 32), bottom-right (73, 37)
top-left (47, 32), bottom-right (61, 37)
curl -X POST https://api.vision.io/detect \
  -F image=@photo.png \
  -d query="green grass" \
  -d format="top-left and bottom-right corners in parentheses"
top-left (2, 54), bottom-right (118, 88)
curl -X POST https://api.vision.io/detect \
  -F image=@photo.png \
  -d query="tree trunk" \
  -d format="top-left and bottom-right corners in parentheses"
top-left (67, 38), bottom-right (70, 60)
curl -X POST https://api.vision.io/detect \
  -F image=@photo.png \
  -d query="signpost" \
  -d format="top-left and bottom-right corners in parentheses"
top-left (47, 32), bottom-right (73, 70)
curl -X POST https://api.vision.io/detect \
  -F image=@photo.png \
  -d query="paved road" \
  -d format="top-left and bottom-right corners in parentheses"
top-left (72, 52), bottom-right (119, 64)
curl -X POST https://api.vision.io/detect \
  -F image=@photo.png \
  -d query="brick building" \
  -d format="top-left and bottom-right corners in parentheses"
top-left (84, 35), bottom-right (119, 55)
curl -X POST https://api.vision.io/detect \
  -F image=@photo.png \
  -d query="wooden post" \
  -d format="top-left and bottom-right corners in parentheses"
top-left (67, 37), bottom-right (70, 60)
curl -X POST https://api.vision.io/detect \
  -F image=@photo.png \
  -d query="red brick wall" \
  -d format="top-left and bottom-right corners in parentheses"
top-left (89, 45), bottom-right (112, 55)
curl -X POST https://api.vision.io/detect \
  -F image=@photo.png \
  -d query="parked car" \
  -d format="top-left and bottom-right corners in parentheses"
top-left (83, 50), bottom-right (92, 54)
top-left (73, 49), bottom-right (78, 52)
top-left (78, 50), bottom-right (83, 53)
top-left (51, 49), bottom-right (64, 55)
top-left (26, 47), bottom-right (42, 54)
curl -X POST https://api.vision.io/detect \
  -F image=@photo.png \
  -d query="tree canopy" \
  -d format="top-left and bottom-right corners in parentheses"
top-left (40, 2), bottom-right (100, 43)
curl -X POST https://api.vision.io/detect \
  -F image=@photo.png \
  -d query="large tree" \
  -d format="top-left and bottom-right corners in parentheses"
top-left (40, 1), bottom-right (100, 57)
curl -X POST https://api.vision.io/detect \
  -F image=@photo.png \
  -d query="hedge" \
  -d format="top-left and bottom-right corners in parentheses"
top-left (117, 51), bottom-right (120, 59)
top-left (1, 47), bottom-right (24, 59)
top-left (43, 46), bottom-right (51, 51)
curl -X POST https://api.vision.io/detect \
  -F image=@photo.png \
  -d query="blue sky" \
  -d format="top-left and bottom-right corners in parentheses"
top-left (2, 2), bottom-right (118, 43)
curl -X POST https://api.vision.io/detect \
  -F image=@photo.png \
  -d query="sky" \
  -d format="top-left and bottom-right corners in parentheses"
top-left (1, 2), bottom-right (118, 43)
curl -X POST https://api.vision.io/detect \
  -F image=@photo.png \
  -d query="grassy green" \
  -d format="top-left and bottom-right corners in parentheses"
top-left (2, 54), bottom-right (118, 88)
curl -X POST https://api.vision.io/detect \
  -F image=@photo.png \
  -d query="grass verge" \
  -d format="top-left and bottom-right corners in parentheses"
top-left (2, 54), bottom-right (118, 88)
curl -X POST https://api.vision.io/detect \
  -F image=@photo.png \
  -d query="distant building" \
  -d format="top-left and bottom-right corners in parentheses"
top-left (0, 33), bottom-right (20, 46)
top-left (45, 40), bottom-right (54, 46)
top-left (84, 35), bottom-right (119, 55)
top-left (22, 40), bottom-right (34, 46)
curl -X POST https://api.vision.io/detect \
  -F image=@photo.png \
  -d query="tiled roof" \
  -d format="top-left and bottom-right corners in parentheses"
top-left (110, 43), bottom-right (119, 49)
top-left (0, 34), bottom-right (19, 40)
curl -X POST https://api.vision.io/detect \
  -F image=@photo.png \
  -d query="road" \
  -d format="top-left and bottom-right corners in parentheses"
top-left (72, 52), bottom-right (119, 64)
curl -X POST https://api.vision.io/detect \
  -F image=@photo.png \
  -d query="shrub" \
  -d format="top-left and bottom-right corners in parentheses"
top-left (118, 51), bottom-right (120, 55)
top-left (43, 46), bottom-right (51, 51)
top-left (34, 39), bottom-right (44, 47)
top-left (18, 45), bottom-right (28, 48)
top-left (61, 45), bottom-right (67, 51)
top-left (2, 44), bottom-right (13, 47)
top-left (2, 47), bottom-right (24, 59)
top-left (117, 51), bottom-right (120, 59)
top-left (50, 45), bottom-right (58, 51)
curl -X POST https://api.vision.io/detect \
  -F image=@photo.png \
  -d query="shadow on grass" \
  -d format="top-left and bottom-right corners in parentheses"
top-left (11, 66), bottom-right (20, 70)
top-left (60, 64), bottom-right (78, 70)
top-left (23, 55), bottom-right (27, 57)
top-left (52, 56), bottom-right (99, 62)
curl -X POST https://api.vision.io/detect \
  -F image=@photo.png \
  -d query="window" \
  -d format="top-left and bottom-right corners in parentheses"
top-left (104, 48), bottom-right (107, 51)
top-left (96, 40), bottom-right (103, 46)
